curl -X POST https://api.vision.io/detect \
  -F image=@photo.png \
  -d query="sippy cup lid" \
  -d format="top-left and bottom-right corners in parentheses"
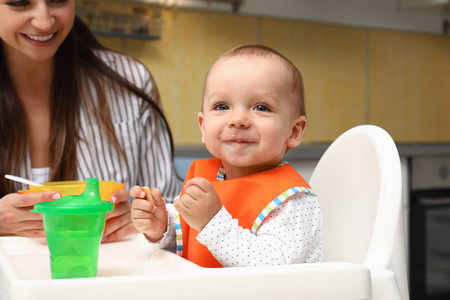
top-left (31, 178), bottom-right (114, 214)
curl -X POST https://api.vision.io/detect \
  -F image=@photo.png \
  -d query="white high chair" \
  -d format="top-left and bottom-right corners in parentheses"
top-left (309, 125), bottom-right (408, 300)
top-left (161, 124), bottom-right (406, 300)
top-left (6, 125), bottom-right (407, 300)
top-left (153, 124), bottom-right (406, 300)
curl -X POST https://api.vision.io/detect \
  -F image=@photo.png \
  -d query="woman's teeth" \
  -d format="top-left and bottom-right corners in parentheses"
top-left (26, 34), bottom-right (54, 42)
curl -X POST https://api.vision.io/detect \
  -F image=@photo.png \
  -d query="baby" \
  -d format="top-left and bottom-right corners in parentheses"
top-left (130, 45), bottom-right (323, 267)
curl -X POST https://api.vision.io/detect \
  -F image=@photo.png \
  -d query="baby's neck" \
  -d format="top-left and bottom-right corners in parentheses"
top-left (222, 161), bottom-right (282, 180)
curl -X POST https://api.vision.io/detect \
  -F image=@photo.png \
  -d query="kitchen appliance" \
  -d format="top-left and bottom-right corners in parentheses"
top-left (410, 156), bottom-right (450, 300)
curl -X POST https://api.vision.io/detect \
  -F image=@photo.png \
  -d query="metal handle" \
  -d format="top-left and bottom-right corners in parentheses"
top-left (419, 198), bottom-right (450, 206)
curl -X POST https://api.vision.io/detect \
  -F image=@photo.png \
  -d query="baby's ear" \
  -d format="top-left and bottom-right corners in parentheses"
top-left (198, 112), bottom-right (206, 144)
top-left (286, 115), bottom-right (307, 148)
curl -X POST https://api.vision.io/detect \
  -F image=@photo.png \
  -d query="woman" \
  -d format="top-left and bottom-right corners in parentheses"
top-left (0, 0), bottom-right (180, 241)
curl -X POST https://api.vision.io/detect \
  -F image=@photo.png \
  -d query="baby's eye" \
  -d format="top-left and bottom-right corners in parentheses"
top-left (213, 103), bottom-right (229, 111)
top-left (254, 104), bottom-right (270, 112)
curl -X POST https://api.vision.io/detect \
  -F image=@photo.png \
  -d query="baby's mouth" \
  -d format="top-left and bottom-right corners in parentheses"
top-left (25, 33), bottom-right (55, 42)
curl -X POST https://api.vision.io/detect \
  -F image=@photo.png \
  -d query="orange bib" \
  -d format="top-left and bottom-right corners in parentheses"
top-left (177, 158), bottom-right (313, 268)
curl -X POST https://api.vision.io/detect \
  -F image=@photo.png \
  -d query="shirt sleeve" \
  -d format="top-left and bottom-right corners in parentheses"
top-left (196, 193), bottom-right (323, 267)
top-left (152, 203), bottom-right (178, 253)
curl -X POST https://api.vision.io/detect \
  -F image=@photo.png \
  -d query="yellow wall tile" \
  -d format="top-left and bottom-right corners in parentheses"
top-left (370, 30), bottom-right (450, 142)
top-left (261, 19), bottom-right (366, 143)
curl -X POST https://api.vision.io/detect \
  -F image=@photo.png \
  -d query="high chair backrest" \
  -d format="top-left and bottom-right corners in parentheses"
top-left (309, 125), bottom-right (408, 300)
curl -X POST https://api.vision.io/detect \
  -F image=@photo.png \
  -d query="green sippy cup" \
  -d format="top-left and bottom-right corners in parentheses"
top-left (31, 178), bottom-right (114, 279)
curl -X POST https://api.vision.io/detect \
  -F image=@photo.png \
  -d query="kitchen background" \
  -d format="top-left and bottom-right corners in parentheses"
top-left (76, 1), bottom-right (450, 299)
top-left (77, 0), bottom-right (450, 146)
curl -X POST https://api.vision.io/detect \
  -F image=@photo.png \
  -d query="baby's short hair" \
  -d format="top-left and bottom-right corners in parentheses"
top-left (216, 44), bottom-right (306, 117)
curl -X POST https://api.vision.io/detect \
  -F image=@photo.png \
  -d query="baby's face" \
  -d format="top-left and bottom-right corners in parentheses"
top-left (198, 55), bottom-right (306, 179)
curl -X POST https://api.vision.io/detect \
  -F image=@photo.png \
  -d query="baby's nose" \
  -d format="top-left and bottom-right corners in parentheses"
top-left (229, 110), bottom-right (250, 128)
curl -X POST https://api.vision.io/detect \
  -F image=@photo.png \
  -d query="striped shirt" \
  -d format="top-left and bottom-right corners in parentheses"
top-left (17, 51), bottom-right (180, 202)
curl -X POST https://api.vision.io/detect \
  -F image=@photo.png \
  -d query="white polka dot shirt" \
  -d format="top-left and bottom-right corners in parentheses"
top-left (156, 191), bottom-right (323, 267)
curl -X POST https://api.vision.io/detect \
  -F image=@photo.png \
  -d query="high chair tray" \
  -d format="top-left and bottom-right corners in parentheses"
top-left (0, 235), bottom-right (371, 300)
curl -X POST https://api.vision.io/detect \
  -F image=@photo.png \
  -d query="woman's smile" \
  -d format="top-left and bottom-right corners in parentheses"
top-left (24, 33), bottom-right (55, 42)
top-left (21, 31), bottom-right (58, 47)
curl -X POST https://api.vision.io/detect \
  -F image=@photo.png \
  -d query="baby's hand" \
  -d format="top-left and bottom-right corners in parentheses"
top-left (174, 177), bottom-right (222, 232)
top-left (130, 186), bottom-right (167, 242)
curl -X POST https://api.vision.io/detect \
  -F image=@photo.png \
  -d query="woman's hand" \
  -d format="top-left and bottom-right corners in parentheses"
top-left (0, 191), bottom-right (61, 237)
top-left (174, 177), bottom-right (222, 232)
top-left (130, 186), bottom-right (168, 242)
top-left (102, 188), bottom-right (138, 243)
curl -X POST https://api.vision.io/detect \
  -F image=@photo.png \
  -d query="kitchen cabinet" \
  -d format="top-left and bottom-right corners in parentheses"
top-left (93, 6), bottom-right (450, 145)
top-left (369, 30), bottom-right (450, 143)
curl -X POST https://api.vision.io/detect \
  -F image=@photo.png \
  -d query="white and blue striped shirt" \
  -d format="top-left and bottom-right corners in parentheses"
top-left (18, 51), bottom-right (180, 202)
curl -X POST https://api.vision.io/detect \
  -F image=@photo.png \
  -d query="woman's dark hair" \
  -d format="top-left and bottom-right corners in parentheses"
top-left (0, 16), bottom-right (175, 196)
